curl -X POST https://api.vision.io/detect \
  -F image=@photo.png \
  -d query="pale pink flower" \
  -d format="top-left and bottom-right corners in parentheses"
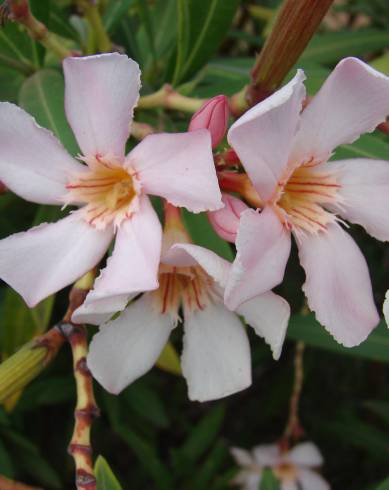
top-left (0, 53), bottom-right (222, 307)
top-left (76, 226), bottom-right (290, 401)
top-left (231, 442), bottom-right (330, 490)
top-left (208, 193), bottom-right (249, 243)
top-left (189, 95), bottom-right (229, 148)
top-left (220, 57), bottom-right (389, 347)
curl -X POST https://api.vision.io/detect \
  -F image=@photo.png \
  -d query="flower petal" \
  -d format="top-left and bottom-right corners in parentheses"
top-left (163, 243), bottom-right (230, 288)
top-left (384, 290), bottom-right (389, 328)
top-left (228, 70), bottom-right (306, 201)
top-left (0, 213), bottom-right (113, 307)
top-left (292, 57), bottom-right (389, 163)
top-left (237, 291), bottom-right (290, 360)
top-left (181, 302), bottom-right (251, 402)
top-left (322, 158), bottom-right (389, 242)
top-left (63, 53), bottom-right (140, 159)
top-left (0, 102), bottom-right (83, 204)
top-left (288, 442), bottom-right (323, 467)
top-left (252, 444), bottom-right (281, 466)
top-left (128, 130), bottom-right (222, 212)
top-left (87, 294), bottom-right (174, 394)
top-left (230, 447), bottom-right (255, 467)
top-left (297, 469), bottom-right (330, 490)
top-left (225, 207), bottom-right (291, 310)
top-left (297, 223), bottom-right (379, 347)
top-left (72, 196), bottom-right (161, 325)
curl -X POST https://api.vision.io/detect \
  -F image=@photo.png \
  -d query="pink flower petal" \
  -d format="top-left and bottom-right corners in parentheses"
top-left (208, 193), bottom-right (249, 243)
top-left (128, 130), bottom-right (222, 212)
top-left (87, 294), bottom-right (174, 394)
top-left (230, 447), bottom-right (255, 467)
top-left (237, 291), bottom-right (290, 360)
top-left (163, 243), bottom-right (230, 288)
top-left (225, 207), bottom-right (291, 310)
top-left (297, 223), bottom-right (379, 347)
top-left (72, 196), bottom-right (161, 324)
top-left (297, 469), bottom-right (330, 490)
top-left (228, 70), bottom-right (306, 201)
top-left (322, 159), bottom-right (389, 242)
top-left (0, 102), bottom-right (83, 204)
top-left (189, 95), bottom-right (229, 148)
top-left (182, 302), bottom-right (251, 402)
top-left (292, 57), bottom-right (389, 163)
top-left (0, 213), bottom-right (113, 307)
top-left (288, 442), bottom-right (323, 467)
top-left (384, 290), bottom-right (389, 327)
top-left (63, 53), bottom-right (140, 159)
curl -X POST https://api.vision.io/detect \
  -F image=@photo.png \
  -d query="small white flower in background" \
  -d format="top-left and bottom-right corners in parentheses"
top-left (231, 441), bottom-right (330, 490)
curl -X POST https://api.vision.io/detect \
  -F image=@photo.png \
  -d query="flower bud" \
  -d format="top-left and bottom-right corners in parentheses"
top-left (208, 193), bottom-right (248, 243)
top-left (189, 95), bottom-right (229, 148)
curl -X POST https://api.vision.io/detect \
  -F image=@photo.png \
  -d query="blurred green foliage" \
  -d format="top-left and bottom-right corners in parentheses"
top-left (0, 0), bottom-right (389, 489)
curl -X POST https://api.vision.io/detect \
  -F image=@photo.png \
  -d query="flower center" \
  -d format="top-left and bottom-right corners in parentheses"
top-left (151, 264), bottom-right (217, 320)
top-left (274, 163), bottom-right (341, 237)
top-left (273, 462), bottom-right (298, 482)
top-left (65, 156), bottom-right (138, 230)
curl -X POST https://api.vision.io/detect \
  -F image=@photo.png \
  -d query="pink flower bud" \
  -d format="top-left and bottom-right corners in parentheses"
top-left (189, 95), bottom-right (229, 148)
top-left (208, 193), bottom-right (248, 243)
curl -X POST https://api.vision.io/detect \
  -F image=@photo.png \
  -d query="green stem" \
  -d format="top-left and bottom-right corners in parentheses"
top-left (78, 0), bottom-right (111, 53)
top-left (138, 84), bottom-right (204, 113)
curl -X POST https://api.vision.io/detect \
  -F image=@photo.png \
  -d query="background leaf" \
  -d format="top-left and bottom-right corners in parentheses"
top-left (95, 455), bottom-right (123, 490)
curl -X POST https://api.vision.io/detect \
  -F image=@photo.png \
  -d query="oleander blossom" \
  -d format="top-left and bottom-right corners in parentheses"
top-left (219, 57), bottom-right (389, 347)
top-left (75, 214), bottom-right (290, 402)
top-left (0, 53), bottom-right (222, 308)
top-left (231, 442), bottom-right (330, 490)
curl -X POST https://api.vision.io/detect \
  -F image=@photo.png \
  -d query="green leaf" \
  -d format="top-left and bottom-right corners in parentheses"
top-left (288, 315), bottom-right (389, 363)
top-left (0, 23), bottom-right (37, 74)
top-left (156, 341), bottom-right (182, 376)
top-left (334, 133), bottom-right (389, 161)
top-left (301, 29), bottom-right (389, 65)
top-left (172, 0), bottom-right (240, 84)
top-left (260, 469), bottom-right (280, 490)
top-left (0, 438), bottom-right (14, 478)
top-left (19, 69), bottom-right (79, 155)
top-left (103, 0), bottom-right (136, 34)
top-left (192, 440), bottom-right (228, 490)
top-left (375, 477), bottom-right (389, 490)
top-left (95, 455), bottom-right (123, 490)
top-left (182, 210), bottom-right (233, 261)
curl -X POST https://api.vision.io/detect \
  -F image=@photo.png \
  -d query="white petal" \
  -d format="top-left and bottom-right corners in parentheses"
top-left (298, 469), bottom-right (330, 490)
top-left (72, 196), bottom-right (161, 325)
top-left (228, 70), bottom-right (306, 201)
top-left (87, 294), bottom-right (174, 394)
top-left (288, 442), bottom-right (323, 467)
top-left (63, 53), bottom-right (140, 159)
top-left (237, 291), bottom-right (290, 360)
top-left (322, 158), bottom-right (389, 242)
top-left (0, 102), bottom-right (83, 204)
top-left (225, 207), bottom-right (291, 310)
top-left (0, 213), bottom-right (113, 307)
top-left (230, 447), bottom-right (255, 467)
top-left (384, 290), bottom-right (389, 328)
top-left (297, 223), bottom-right (379, 347)
top-left (252, 444), bottom-right (281, 466)
top-left (181, 302), bottom-right (251, 402)
top-left (163, 243), bottom-right (231, 288)
top-left (292, 57), bottom-right (389, 163)
top-left (128, 130), bottom-right (222, 212)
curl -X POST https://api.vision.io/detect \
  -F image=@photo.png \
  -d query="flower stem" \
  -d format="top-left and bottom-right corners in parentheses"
top-left (230, 0), bottom-right (334, 115)
top-left (138, 84), bottom-right (205, 113)
top-left (8, 0), bottom-right (73, 59)
top-left (283, 341), bottom-right (305, 443)
top-left (77, 0), bottom-right (111, 53)
top-left (62, 324), bottom-right (99, 490)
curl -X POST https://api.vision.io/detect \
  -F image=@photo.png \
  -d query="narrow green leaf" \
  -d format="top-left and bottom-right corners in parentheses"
top-left (19, 69), bottom-right (79, 155)
top-left (260, 469), bottom-right (280, 490)
top-left (103, 0), bottom-right (135, 33)
top-left (123, 382), bottom-right (170, 428)
top-left (334, 133), bottom-right (389, 161)
top-left (0, 438), bottom-right (14, 478)
top-left (301, 29), bottom-right (389, 65)
top-left (288, 315), bottom-right (389, 363)
top-left (173, 0), bottom-right (240, 84)
top-left (172, 0), bottom-right (191, 85)
top-left (95, 455), bottom-right (123, 490)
